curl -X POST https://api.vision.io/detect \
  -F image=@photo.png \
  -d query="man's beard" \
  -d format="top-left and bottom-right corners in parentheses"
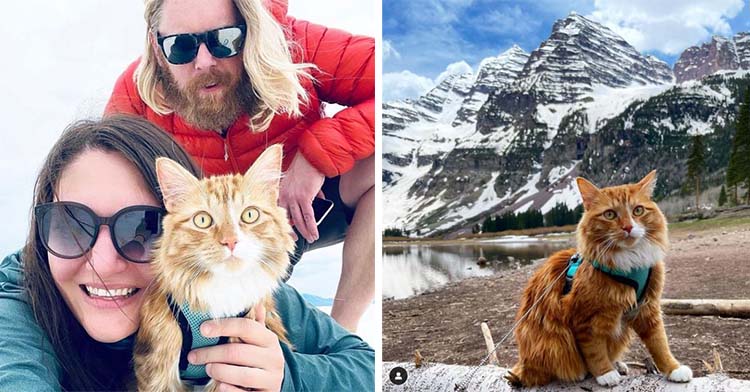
top-left (157, 65), bottom-right (255, 132)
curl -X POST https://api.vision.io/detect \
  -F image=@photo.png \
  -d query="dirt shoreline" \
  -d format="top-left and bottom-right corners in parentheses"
top-left (383, 220), bottom-right (750, 380)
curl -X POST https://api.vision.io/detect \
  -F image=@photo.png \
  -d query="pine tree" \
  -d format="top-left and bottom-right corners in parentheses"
top-left (384, 228), bottom-right (403, 237)
top-left (543, 202), bottom-right (581, 227)
top-left (686, 134), bottom-right (705, 210)
top-left (718, 185), bottom-right (727, 207)
top-left (574, 204), bottom-right (584, 223)
top-left (727, 142), bottom-right (739, 205)
top-left (737, 87), bottom-right (750, 204)
top-left (481, 215), bottom-right (495, 233)
top-left (726, 87), bottom-right (750, 205)
top-left (524, 209), bottom-right (542, 229)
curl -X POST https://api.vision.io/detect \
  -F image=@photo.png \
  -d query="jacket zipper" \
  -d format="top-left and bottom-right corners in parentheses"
top-left (221, 128), bottom-right (239, 172)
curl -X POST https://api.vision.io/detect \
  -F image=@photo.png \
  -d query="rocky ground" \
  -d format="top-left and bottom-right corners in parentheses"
top-left (383, 216), bottom-right (750, 381)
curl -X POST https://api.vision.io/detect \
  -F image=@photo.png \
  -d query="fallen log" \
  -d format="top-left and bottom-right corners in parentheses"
top-left (661, 299), bottom-right (750, 318)
top-left (382, 362), bottom-right (750, 391)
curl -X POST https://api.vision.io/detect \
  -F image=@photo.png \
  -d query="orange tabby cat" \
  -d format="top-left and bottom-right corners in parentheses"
top-left (506, 171), bottom-right (692, 387)
top-left (134, 145), bottom-right (295, 392)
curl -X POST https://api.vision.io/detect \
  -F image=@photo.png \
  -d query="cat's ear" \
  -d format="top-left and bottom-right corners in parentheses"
top-left (576, 177), bottom-right (601, 210)
top-left (243, 144), bottom-right (283, 202)
top-left (155, 157), bottom-right (200, 212)
top-left (635, 170), bottom-right (657, 198)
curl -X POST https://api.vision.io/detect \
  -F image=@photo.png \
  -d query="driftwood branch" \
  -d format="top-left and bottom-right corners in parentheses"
top-left (661, 299), bottom-right (750, 318)
top-left (479, 322), bottom-right (499, 366)
top-left (382, 362), bottom-right (750, 392)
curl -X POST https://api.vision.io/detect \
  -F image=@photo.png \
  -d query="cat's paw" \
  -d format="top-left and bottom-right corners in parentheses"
top-left (615, 361), bottom-right (629, 375)
top-left (504, 370), bottom-right (523, 387)
top-left (667, 365), bottom-right (692, 383)
top-left (596, 369), bottom-right (622, 387)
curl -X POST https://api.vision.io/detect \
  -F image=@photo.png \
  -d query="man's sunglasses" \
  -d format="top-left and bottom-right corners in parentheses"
top-left (157, 25), bottom-right (246, 65)
top-left (35, 202), bottom-right (166, 263)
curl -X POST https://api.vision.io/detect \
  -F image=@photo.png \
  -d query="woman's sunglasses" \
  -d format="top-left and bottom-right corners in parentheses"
top-left (157, 24), bottom-right (246, 65)
top-left (35, 202), bottom-right (166, 263)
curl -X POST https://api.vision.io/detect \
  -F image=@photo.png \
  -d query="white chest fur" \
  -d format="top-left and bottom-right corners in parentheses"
top-left (197, 262), bottom-right (278, 318)
top-left (612, 239), bottom-right (664, 273)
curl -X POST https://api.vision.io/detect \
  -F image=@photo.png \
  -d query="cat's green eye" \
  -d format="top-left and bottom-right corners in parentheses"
top-left (241, 207), bottom-right (260, 224)
top-left (633, 206), bottom-right (645, 216)
top-left (193, 211), bottom-right (213, 228)
top-left (603, 210), bottom-right (617, 220)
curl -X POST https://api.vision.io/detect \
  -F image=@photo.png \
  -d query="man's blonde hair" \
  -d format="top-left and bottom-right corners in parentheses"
top-left (136, 0), bottom-right (311, 132)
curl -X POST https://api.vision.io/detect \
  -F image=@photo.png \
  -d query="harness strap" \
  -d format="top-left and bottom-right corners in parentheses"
top-left (562, 253), bottom-right (583, 295)
top-left (562, 253), bottom-right (652, 304)
top-left (591, 260), bottom-right (652, 302)
top-left (167, 294), bottom-right (245, 384)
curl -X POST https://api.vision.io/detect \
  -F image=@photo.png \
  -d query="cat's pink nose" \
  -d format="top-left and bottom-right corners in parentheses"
top-left (623, 225), bottom-right (633, 233)
top-left (222, 238), bottom-right (238, 251)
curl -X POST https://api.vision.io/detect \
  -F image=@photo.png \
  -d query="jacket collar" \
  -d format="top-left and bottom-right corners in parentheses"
top-left (263, 0), bottom-right (288, 24)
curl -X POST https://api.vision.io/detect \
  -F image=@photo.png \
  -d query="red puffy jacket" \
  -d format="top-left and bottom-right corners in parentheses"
top-left (104, 0), bottom-right (374, 177)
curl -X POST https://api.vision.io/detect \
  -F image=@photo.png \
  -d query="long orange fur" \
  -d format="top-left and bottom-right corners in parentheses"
top-left (507, 171), bottom-right (689, 387)
top-left (134, 145), bottom-right (295, 392)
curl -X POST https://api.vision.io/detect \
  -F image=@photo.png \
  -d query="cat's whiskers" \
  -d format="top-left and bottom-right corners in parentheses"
top-left (254, 248), bottom-right (278, 269)
top-left (585, 232), bottom-right (610, 257)
top-left (257, 258), bottom-right (275, 270)
top-left (644, 231), bottom-right (663, 244)
top-left (594, 236), bottom-right (618, 262)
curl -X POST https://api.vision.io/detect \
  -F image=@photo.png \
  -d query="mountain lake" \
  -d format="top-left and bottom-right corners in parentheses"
top-left (383, 236), bottom-right (573, 299)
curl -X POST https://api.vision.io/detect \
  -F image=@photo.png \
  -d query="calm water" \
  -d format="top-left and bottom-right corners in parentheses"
top-left (383, 240), bottom-right (572, 299)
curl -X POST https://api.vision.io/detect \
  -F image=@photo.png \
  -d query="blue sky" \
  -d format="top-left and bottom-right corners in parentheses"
top-left (384, 0), bottom-right (750, 101)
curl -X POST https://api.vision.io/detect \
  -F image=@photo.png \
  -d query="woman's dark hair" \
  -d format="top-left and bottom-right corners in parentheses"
top-left (21, 115), bottom-right (200, 391)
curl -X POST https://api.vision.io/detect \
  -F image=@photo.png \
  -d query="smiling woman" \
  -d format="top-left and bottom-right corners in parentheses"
top-left (1, 115), bottom-right (199, 390)
top-left (44, 150), bottom-right (161, 343)
top-left (0, 115), bottom-right (374, 391)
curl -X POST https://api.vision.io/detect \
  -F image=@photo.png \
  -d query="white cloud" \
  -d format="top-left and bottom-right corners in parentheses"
top-left (435, 60), bottom-right (474, 85)
top-left (383, 70), bottom-right (434, 102)
top-left (384, 40), bottom-right (401, 61)
top-left (384, 60), bottom-right (480, 101)
top-left (588, 0), bottom-right (745, 55)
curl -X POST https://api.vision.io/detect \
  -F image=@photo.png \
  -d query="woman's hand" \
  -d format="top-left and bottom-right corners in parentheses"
top-left (278, 152), bottom-right (325, 243)
top-left (188, 306), bottom-right (285, 392)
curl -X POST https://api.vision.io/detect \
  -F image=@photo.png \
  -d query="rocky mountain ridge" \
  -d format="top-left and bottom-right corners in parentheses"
top-left (674, 33), bottom-right (750, 82)
top-left (383, 12), bottom-right (750, 237)
top-left (515, 13), bottom-right (673, 104)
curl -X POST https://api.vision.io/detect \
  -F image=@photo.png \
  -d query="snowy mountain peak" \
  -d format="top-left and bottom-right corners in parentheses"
top-left (413, 72), bottom-right (473, 115)
top-left (713, 35), bottom-right (731, 43)
top-left (452, 47), bottom-right (530, 126)
top-left (514, 13), bottom-right (674, 103)
top-left (554, 12), bottom-right (623, 41)
top-left (475, 46), bottom-right (529, 87)
top-left (504, 44), bottom-right (526, 56)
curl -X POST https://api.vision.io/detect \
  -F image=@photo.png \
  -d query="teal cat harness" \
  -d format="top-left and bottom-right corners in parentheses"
top-left (167, 294), bottom-right (247, 384)
top-left (563, 253), bottom-right (652, 304)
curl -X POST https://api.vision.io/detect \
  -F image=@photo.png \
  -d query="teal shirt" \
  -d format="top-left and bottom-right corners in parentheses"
top-left (0, 251), bottom-right (374, 391)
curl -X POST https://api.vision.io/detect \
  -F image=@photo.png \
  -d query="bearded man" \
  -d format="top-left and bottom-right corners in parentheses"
top-left (105, 0), bottom-right (374, 332)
